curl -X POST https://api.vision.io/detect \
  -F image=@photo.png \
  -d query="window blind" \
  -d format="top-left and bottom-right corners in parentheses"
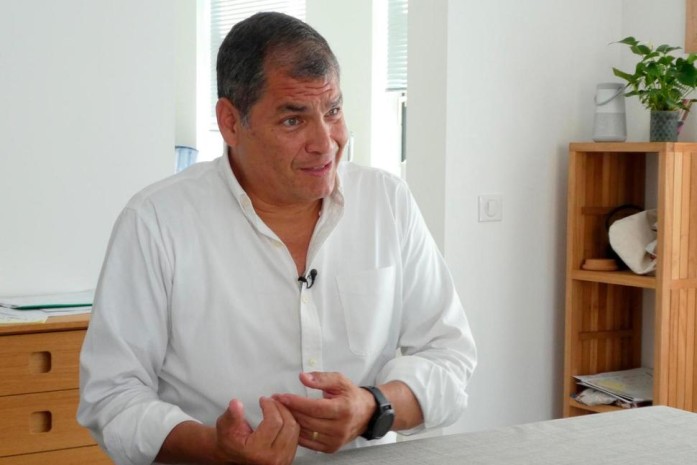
top-left (209, 0), bottom-right (306, 125)
top-left (387, 0), bottom-right (408, 91)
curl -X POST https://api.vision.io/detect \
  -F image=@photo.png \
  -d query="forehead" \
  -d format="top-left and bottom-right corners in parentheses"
top-left (260, 67), bottom-right (341, 106)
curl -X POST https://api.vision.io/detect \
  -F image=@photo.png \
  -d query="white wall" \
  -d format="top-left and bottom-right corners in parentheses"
top-left (407, 0), bottom-right (625, 432)
top-left (406, 0), bottom-right (448, 248)
top-left (0, 1), bottom-right (176, 295)
top-left (407, 0), bottom-right (691, 434)
top-left (175, 0), bottom-right (198, 148)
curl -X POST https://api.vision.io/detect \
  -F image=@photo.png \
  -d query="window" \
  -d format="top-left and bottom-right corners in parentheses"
top-left (387, 0), bottom-right (408, 92)
top-left (196, 0), bottom-right (306, 161)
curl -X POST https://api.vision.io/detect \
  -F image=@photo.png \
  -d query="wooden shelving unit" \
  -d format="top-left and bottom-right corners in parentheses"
top-left (563, 142), bottom-right (697, 417)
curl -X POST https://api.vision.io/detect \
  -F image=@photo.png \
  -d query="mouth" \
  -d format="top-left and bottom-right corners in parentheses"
top-left (300, 160), bottom-right (333, 177)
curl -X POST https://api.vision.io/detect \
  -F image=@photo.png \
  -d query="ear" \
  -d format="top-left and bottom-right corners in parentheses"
top-left (216, 97), bottom-right (243, 146)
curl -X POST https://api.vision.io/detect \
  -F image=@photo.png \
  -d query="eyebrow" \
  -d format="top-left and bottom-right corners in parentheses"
top-left (275, 94), bottom-right (343, 115)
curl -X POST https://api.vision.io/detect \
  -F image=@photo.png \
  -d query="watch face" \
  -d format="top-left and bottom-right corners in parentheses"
top-left (372, 409), bottom-right (395, 438)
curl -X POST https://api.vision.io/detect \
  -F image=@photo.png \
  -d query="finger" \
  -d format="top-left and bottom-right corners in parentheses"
top-left (299, 372), bottom-right (349, 396)
top-left (274, 393), bottom-right (336, 420)
top-left (269, 399), bottom-right (300, 451)
top-left (298, 429), bottom-right (327, 452)
top-left (252, 396), bottom-right (286, 445)
top-left (298, 430), bottom-right (337, 454)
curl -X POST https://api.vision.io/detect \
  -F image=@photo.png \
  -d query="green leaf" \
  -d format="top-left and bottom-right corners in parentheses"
top-left (637, 44), bottom-right (652, 55)
top-left (618, 36), bottom-right (638, 46)
top-left (656, 44), bottom-right (681, 54)
top-left (658, 55), bottom-right (675, 66)
top-left (677, 61), bottom-right (697, 86)
top-left (612, 68), bottom-right (636, 83)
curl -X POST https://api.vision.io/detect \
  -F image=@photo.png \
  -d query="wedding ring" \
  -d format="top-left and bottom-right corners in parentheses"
top-left (312, 431), bottom-right (319, 441)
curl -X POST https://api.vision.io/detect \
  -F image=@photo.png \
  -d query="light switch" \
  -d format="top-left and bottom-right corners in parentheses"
top-left (478, 194), bottom-right (503, 222)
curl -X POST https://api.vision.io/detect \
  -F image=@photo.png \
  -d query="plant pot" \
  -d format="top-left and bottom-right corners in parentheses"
top-left (650, 111), bottom-right (680, 142)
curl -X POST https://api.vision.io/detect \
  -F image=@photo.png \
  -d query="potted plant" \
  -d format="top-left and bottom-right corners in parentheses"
top-left (612, 36), bottom-right (697, 141)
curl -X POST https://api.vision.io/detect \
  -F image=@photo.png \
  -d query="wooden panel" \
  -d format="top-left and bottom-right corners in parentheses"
top-left (571, 270), bottom-right (656, 289)
top-left (688, 0), bottom-right (697, 53)
top-left (0, 390), bottom-right (94, 457)
top-left (574, 282), bottom-right (641, 376)
top-left (0, 446), bottom-right (113, 465)
top-left (576, 152), bottom-right (645, 266)
top-left (655, 150), bottom-right (697, 410)
top-left (0, 330), bottom-right (85, 396)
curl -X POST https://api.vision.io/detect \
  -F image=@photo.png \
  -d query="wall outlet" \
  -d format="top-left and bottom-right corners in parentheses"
top-left (478, 194), bottom-right (503, 222)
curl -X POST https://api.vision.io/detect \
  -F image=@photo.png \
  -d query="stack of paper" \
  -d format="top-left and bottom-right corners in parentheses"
top-left (0, 290), bottom-right (94, 324)
top-left (574, 367), bottom-right (653, 407)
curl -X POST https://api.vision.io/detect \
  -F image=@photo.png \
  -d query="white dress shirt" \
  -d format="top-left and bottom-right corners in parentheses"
top-left (78, 155), bottom-right (477, 465)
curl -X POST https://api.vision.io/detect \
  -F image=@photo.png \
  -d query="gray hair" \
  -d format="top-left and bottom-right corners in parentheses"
top-left (216, 12), bottom-right (340, 124)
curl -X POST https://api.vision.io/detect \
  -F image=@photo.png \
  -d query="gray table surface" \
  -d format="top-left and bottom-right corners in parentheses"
top-left (294, 406), bottom-right (697, 464)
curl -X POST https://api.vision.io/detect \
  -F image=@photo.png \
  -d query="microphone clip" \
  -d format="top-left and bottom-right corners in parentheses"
top-left (298, 269), bottom-right (318, 289)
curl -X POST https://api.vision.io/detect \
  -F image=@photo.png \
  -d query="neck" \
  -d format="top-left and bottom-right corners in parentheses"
top-left (254, 198), bottom-right (322, 276)
top-left (252, 197), bottom-right (322, 225)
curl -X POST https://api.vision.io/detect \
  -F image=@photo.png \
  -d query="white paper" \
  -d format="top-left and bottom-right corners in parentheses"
top-left (40, 306), bottom-right (92, 316)
top-left (0, 290), bottom-right (94, 309)
top-left (0, 308), bottom-right (48, 324)
top-left (574, 367), bottom-right (653, 403)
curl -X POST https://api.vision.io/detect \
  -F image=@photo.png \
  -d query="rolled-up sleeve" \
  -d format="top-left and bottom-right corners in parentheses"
top-left (78, 206), bottom-right (196, 465)
top-left (376, 184), bottom-right (477, 432)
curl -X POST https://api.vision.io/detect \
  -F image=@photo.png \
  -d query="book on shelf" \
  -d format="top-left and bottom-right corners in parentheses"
top-left (573, 367), bottom-right (653, 408)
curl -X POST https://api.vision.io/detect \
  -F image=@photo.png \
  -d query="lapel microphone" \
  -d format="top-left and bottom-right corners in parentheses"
top-left (298, 269), bottom-right (318, 289)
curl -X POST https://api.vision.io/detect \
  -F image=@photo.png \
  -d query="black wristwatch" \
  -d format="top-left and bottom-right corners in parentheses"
top-left (360, 386), bottom-right (395, 440)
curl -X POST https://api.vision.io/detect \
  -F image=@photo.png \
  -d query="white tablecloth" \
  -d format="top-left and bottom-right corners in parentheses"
top-left (295, 406), bottom-right (697, 464)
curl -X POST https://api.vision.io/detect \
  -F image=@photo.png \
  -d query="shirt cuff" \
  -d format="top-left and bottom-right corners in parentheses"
top-left (376, 355), bottom-right (469, 433)
top-left (102, 401), bottom-right (198, 465)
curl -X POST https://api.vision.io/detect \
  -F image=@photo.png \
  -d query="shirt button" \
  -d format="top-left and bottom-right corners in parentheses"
top-left (301, 294), bottom-right (310, 304)
top-left (308, 358), bottom-right (317, 367)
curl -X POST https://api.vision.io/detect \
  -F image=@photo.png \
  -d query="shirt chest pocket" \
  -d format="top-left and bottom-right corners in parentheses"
top-left (336, 266), bottom-right (397, 357)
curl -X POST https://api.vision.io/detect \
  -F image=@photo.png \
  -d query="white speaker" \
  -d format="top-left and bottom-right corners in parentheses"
top-left (592, 83), bottom-right (627, 142)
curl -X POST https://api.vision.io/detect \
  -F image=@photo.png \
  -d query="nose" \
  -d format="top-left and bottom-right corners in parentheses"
top-left (306, 120), bottom-right (334, 155)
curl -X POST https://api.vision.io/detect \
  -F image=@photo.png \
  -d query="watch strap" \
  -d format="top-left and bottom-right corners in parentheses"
top-left (360, 385), bottom-right (394, 440)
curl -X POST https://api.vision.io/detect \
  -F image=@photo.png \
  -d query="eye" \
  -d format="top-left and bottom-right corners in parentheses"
top-left (327, 107), bottom-right (341, 117)
top-left (282, 117), bottom-right (301, 127)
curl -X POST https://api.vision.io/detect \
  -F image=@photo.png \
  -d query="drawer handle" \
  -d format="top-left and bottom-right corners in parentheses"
top-left (29, 351), bottom-right (52, 374)
top-left (30, 411), bottom-right (52, 433)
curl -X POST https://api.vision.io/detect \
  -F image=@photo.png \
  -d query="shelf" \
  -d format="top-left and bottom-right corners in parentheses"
top-left (565, 143), bottom-right (697, 418)
top-left (567, 398), bottom-right (627, 414)
top-left (570, 269), bottom-right (656, 289)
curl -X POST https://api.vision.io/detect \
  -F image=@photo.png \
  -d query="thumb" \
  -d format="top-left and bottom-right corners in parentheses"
top-left (218, 399), bottom-right (253, 435)
top-left (299, 371), bottom-right (347, 395)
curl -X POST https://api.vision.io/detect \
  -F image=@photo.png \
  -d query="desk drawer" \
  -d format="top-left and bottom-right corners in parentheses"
top-left (0, 330), bottom-right (84, 396)
top-left (0, 390), bottom-right (94, 457)
top-left (0, 445), bottom-right (113, 465)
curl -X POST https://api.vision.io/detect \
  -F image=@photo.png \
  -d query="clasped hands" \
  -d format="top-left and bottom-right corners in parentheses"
top-left (214, 371), bottom-right (375, 465)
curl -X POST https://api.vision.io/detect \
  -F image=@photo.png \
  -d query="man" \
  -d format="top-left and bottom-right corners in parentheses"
top-left (78, 11), bottom-right (476, 465)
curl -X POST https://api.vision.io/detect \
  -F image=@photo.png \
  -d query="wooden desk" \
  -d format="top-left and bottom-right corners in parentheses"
top-left (295, 406), bottom-right (697, 464)
top-left (0, 314), bottom-right (112, 464)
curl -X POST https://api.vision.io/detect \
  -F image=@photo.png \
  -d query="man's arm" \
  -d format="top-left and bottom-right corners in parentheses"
top-left (156, 398), bottom-right (300, 465)
top-left (274, 372), bottom-right (423, 453)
